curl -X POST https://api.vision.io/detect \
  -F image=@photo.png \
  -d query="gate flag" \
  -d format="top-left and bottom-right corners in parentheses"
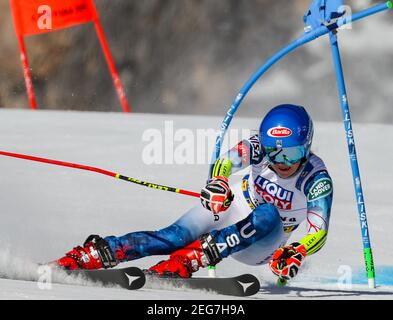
top-left (10, 0), bottom-right (131, 112)
top-left (11, 0), bottom-right (97, 36)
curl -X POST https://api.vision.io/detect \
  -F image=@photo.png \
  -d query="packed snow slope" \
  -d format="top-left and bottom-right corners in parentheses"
top-left (0, 109), bottom-right (392, 300)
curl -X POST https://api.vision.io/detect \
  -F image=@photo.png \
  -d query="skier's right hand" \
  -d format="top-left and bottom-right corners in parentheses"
top-left (269, 242), bottom-right (307, 281)
top-left (200, 176), bottom-right (234, 214)
top-left (55, 235), bottom-right (118, 270)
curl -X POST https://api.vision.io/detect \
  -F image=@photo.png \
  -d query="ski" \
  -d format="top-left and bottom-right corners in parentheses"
top-left (145, 273), bottom-right (261, 297)
top-left (66, 266), bottom-right (260, 297)
top-left (66, 266), bottom-right (146, 290)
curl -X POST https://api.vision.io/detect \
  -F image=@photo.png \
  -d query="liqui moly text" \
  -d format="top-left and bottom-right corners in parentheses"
top-left (254, 177), bottom-right (294, 210)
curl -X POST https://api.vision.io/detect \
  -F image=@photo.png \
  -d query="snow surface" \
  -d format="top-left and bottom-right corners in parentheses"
top-left (0, 109), bottom-right (392, 300)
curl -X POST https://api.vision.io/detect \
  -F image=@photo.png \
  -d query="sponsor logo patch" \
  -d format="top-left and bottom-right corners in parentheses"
top-left (249, 135), bottom-right (262, 164)
top-left (267, 127), bottom-right (292, 138)
top-left (307, 178), bottom-right (333, 201)
top-left (254, 177), bottom-right (294, 210)
top-left (236, 142), bottom-right (250, 165)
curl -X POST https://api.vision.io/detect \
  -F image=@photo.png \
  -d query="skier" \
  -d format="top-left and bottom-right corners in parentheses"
top-left (55, 104), bottom-right (333, 282)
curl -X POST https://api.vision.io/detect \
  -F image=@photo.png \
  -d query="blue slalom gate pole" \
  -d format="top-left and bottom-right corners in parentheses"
top-left (329, 32), bottom-right (376, 289)
top-left (210, 1), bottom-right (392, 174)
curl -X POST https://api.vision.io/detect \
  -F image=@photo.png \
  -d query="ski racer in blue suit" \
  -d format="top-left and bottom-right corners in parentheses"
top-left (55, 104), bottom-right (333, 282)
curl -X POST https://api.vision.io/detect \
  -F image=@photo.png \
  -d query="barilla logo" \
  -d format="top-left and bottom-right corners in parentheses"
top-left (267, 127), bottom-right (292, 138)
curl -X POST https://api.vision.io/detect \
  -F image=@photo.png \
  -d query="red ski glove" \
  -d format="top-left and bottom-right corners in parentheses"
top-left (269, 243), bottom-right (307, 280)
top-left (200, 176), bottom-right (234, 214)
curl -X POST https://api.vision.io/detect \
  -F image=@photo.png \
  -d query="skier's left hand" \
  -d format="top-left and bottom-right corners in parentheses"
top-left (269, 242), bottom-right (307, 280)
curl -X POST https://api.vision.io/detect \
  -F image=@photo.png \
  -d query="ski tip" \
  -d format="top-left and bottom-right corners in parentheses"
top-left (387, 1), bottom-right (393, 10)
top-left (230, 274), bottom-right (261, 297)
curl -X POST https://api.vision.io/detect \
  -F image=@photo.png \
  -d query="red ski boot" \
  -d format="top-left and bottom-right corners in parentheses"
top-left (148, 234), bottom-right (222, 278)
top-left (55, 235), bottom-right (118, 270)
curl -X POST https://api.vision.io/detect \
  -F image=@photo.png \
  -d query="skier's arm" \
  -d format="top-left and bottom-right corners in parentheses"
top-left (210, 135), bottom-right (263, 178)
top-left (202, 135), bottom-right (262, 214)
top-left (298, 171), bottom-right (333, 255)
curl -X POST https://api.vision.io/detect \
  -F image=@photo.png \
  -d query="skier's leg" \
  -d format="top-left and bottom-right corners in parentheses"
top-left (213, 204), bottom-right (288, 266)
top-left (104, 203), bottom-right (217, 262)
top-left (55, 203), bottom-right (221, 270)
top-left (55, 181), bottom-right (253, 270)
top-left (148, 203), bottom-right (284, 277)
top-left (104, 185), bottom-right (251, 264)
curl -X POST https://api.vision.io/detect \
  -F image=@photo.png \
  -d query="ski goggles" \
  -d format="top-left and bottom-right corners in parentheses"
top-left (264, 145), bottom-right (309, 166)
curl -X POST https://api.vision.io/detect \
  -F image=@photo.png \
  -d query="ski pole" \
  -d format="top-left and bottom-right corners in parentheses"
top-left (0, 150), bottom-right (200, 198)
